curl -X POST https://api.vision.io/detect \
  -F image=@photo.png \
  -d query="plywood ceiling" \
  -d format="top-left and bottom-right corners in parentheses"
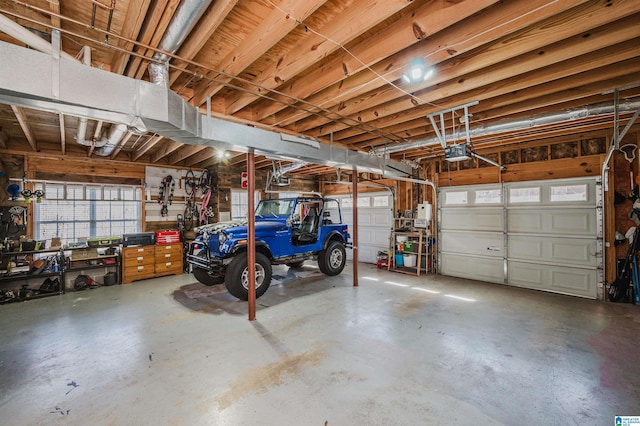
top-left (0, 0), bottom-right (638, 175)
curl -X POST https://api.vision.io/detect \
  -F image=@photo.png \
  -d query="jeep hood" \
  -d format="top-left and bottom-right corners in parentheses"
top-left (196, 219), bottom-right (287, 237)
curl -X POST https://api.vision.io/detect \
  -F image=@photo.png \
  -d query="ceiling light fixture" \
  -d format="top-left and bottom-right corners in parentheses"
top-left (402, 58), bottom-right (433, 84)
top-left (216, 149), bottom-right (230, 159)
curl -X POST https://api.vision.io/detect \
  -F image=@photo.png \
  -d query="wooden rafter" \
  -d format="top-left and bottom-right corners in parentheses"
top-left (11, 106), bottom-right (37, 151)
top-left (133, 134), bottom-right (164, 161)
top-left (167, 145), bottom-right (208, 164)
top-left (223, 0), bottom-right (416, 115)
top-left (247, 0), bottom-right (501, 122)
top-left (270, 0), bottom-right (595, 128)
top-left (168, 0), bottom-right (239, 86)
top-left (151, 140), bottom-right (182, 163)
top-left (291, 4), bottom-right (639, 137)
top-left (49, 0), bottom-right (61, 30)
top-left (190, 0), bottom-right (329, 106)
top-left (127, 0), bottom-right (180, 79)
top-left (111, 0), bottom-right (153, 75)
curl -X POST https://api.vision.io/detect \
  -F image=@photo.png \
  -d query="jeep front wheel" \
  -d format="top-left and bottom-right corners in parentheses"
top-left (224, 252), bottom-right (272, 300)
top-left (193, 251), bottom-right (224, 286)
top-left (318, 240), bottom-right (346, 276)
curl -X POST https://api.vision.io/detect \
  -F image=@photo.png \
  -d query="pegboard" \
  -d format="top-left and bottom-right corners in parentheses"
top-left (145, 166), bottom-right (192, 200)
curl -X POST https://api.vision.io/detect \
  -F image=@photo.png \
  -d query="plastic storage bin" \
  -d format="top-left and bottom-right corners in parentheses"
top-left (403, 253), bottom-right (417, 267)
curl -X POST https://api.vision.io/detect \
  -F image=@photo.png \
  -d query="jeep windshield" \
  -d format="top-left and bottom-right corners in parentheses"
top-left (255, 199), bottom-right (295, 218)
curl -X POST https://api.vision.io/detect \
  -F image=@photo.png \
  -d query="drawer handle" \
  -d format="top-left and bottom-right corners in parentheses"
top-left (137, 266), bottom-right (145, 271)
top-left (137, 256), bottom-right (144, 261)
top-left (164, 262), bottom-right (172, 268)
top-left (137, 248), bottom-right (144, 252)
top-left (165, 254), bottom-right (171, 258)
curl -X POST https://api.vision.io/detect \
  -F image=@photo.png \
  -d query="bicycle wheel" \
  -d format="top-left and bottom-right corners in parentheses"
top-left (198, 169), bottom-right (211, 194)
top-left (184, 169), bottom-right (197, 196)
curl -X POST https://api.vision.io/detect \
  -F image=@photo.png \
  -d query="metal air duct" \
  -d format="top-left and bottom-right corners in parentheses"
top-left (148, 0), bottom-right (213, 86)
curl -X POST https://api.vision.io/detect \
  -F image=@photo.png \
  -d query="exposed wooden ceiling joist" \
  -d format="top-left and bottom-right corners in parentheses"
top-left (0, 0), bottom-right (637, 176)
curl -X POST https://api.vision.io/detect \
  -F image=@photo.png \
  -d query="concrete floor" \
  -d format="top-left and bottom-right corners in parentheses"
top-left (1, 262), bottom-right (639, 425)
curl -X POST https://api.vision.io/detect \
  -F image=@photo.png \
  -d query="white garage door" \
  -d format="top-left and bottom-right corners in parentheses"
top-left (331, 192), bottom-right (394, 263)
top-left (439, 178), bottom-right (601, 298)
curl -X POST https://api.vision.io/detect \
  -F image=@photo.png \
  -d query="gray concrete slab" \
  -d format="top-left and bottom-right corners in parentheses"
top-left (1, 262), bottom-right (638, 425)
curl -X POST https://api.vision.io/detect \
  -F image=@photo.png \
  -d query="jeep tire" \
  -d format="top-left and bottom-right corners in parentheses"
top-left (225, 252), bottom-right (272, 300)
top-left (318, 240), bottom-right (346, 276)
top-left (193, 251), bottom-right (224, 286)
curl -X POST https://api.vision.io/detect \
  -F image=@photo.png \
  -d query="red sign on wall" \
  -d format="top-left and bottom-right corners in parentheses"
top-left (241, 172), bottom-right (248, 188)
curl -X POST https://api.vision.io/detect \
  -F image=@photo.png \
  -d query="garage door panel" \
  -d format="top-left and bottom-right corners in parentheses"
top-left (440, 208), bottom-right (503, 231)
top-left (509, 261), bottom-right (596, 298)
top-left (441, 231), bottom-right (503, 257)
top-left (335, 193), bottom-right (392, 264)
top-left (550, 268), bottom-right (595, 296)
top-left (508, 262), bottom-right (542, 287)
top-left (509, 209), bottom-right (596, 235)
top-left (550, 211), bottom-right (591, 234)
top-left (440, 178), bottom-right (599, 299)
top-left (508, 236), bottom-right (596, 267)
top-left (441, 254), bottom-right (503, 284)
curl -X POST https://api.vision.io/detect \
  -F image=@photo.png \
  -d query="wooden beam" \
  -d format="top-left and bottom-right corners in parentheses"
top-left (299, 23), bottom-right (640, 137)
top-left (168, 0), bottom-right (239, 86)
top-left (224, 0), bottom-right (415, 115)
top-left (133, 134), bottom-right (164, 161)
top-left (126, 0), bottom-right (180, 78)
top-left (49, 0), bottom-right (61, 31)
top-left (344, 58), bottom-right (640, 149)
top-left (88, 121), bottom-right (104, 157)
top-left (58, 113), bottom-right (65, 155)
top-left (190, 0), bottom-right (329, 106)
top-left (183, 147), bottom-right (216, 167)
top-left (250, 0), bottom-right (501, 122)
top-left (167, 144), bottom-right (208, 164)
top-left (27, 154), bottom-right (146, 179)
top-left (151, 140), bottom-right (182, 162)
top-left (11, 106), bottom-right (37, 151)
top-left (111, 0), bottom-right (153, 75)
top-left (271, 0), bottom-right (604, 128)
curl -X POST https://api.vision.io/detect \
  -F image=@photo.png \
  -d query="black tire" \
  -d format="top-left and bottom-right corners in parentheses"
top-left (192, 251), bottom-right (224, 286)
top-left (224, 252), bottom-right (272, 300)
top-left (184, 203), bottom-right (198, 232)
top-left (318, 240), bottom-right (346, 276)
top-left (185, 169), bottom-right (197, 196)
top-left (287, 260), bottom-right (305, 269)
top-left (199, 169), bottom-right (211, 192)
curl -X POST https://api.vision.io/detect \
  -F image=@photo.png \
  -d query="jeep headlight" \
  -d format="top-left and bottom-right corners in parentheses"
top-left (218, 231), bottom-right (227, 244)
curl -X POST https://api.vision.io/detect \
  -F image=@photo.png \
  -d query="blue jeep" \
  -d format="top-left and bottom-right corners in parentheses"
top-left (187, 197), bottom-right (350, 300)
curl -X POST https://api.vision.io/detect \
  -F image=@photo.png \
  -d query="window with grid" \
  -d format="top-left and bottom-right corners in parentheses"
top-left (34, 182), bottom-right (142, 246)
top-left (231, 190), bottom-right (260, 219)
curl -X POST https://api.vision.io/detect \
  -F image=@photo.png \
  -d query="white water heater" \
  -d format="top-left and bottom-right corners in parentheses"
top-left (417, 202), bottom-right (432, 221)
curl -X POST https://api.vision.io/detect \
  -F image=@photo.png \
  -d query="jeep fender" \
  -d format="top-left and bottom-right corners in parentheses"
top-left (231, 241), bottom-right (273, 259)
top-left (322, 231), bottom-right (347, 250)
